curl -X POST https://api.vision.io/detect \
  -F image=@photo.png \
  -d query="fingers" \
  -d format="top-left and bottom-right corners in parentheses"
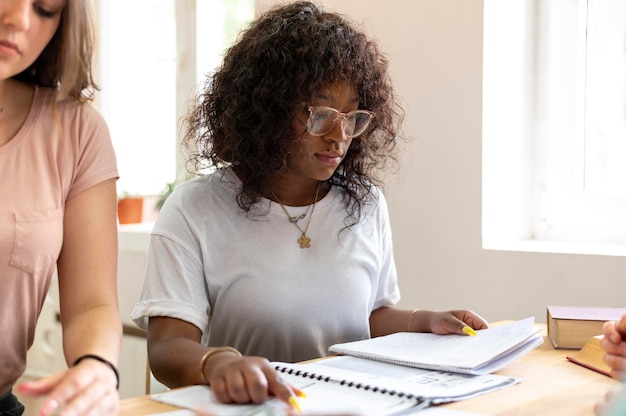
top-left (461, 310), bottom-right (489, 330)
top-left (616, 314), bottom-right (626, 337)
top-left (427, 310), bottom-right (482, 335)
top-left (605, 352), bottom-right (626, 381)
top-left (601, 325), bottom-right (626, 358)
top-left (210, 357), bottom-right (274, 404)
top-left (16, 372), bottom-right (64, 396)
top-left (595, 388), bottom-right (617, 415)
top-left (600, 335), bottom-right (622, 355)
top-left (597, 385), bottom-right (626, 416)
top-left (209, 356), bottom-right (301, 412)
top-left (601, 318), bottom-right (626, 381)
top-left (449, 310), bottom-right (488, 335)
top-left (267, 371), bottom-right (304, 412)
top-left (16, 362), bottom-right (119, 416)
top-left (610, 368), bottom-right (626, 382)
top-left (603, 316), bottom-right (626, 345)
top-left (42, 378), bottom-right (119, 416)
top-left (603, 321), bottom-right (623, 344)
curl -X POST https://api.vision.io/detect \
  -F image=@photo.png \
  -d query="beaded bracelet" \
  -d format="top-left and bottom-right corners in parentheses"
top-left (72, 354), bottom-right (119, 389)
top-left (407, 308), bottom-right (420, 332)
top-left (200, 346), bottom-right (242, 383)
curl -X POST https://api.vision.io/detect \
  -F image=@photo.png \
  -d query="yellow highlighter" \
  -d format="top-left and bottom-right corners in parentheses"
top-left (287, 383), bottom-right (306, 413)
top-left (288, 396), bottom-right (303, 413)
top-left (462, 326), bottom-right (477, 336)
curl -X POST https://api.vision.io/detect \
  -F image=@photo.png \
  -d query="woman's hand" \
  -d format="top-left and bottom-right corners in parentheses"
top-left (595, 385), bottom-right (624, 415)
top-left (204, 352), bottom-right (301, 410)
top-left (427, 310), bottom-right (489, 335)
top-left (370, 307), bottom-right (489, 337)
top-left (600, 314), bottom-right (626, 380)
top-left (16, 358), bottom-right (119, 416)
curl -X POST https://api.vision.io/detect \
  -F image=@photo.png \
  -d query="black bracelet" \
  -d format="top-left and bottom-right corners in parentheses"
top-left (72, 354), bottom-right (119, 389)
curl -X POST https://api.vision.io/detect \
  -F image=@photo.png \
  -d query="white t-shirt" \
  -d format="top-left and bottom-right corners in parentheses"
top-left (132, 168), bottom-right (400, 362)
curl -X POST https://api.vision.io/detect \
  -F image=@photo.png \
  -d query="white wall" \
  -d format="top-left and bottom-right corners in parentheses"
top-left (257, 0), bottom-right (626, 323)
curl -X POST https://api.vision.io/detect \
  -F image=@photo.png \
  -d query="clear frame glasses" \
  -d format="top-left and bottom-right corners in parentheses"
top-left (306, 106), bottom-right (374, 139)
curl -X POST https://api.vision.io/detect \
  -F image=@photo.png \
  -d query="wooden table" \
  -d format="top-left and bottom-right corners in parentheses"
top-left (442, 332), bottom-right (619, 415)
top-left (119, 327), bottom-right (620, 415)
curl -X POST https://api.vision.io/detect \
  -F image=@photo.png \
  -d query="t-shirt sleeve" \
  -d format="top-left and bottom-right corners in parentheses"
top-left (66, 102), bottom-right (118, 200)
top-left (372, 190), bottom-right (401, 310)
top-left (131, 188), bottom-right (210, 333)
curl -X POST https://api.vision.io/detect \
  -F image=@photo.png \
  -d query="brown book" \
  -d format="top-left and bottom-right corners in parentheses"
top-left (547, 305), bottom-right (626, 349)
top-left (566, 335), bottom-right (612, 377)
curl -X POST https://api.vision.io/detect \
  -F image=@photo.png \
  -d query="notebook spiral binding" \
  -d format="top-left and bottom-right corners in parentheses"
top-left (273, 365), bottom-right (427, 404)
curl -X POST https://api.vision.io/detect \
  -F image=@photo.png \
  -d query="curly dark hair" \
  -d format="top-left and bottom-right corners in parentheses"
top-left (183, 1), bottom-right (403, 225)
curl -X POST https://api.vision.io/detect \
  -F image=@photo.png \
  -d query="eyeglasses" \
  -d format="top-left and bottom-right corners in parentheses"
top-left (306, 106), bottom-right (374, 139)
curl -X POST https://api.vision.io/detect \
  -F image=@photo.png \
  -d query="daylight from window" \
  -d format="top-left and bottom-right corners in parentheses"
top-left (583, 0), bottom-right (626, 194)
top-left (97, 1), bottom-right (254, 197)
top-left (483, 0), bottom-right (626, 255)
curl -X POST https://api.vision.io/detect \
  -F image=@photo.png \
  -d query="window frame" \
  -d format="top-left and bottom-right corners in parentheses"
top-left (482, 0), bottom-right (626, 257)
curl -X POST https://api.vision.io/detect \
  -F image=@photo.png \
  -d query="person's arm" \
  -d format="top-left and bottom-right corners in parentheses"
top-left (17, 179), bottom-right (122, 415)
top-left (58, 178), bottom-right (121, 370)
top-left (147, 316), bottom-right (211, 387)
top-left (369, 306), bottom-right (488, 338)
top-left (148, 316), bottom-right (302, 408)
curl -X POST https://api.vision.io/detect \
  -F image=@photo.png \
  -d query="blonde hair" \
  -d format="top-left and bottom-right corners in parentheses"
top-left (13, 0), bottom-right (98, 102)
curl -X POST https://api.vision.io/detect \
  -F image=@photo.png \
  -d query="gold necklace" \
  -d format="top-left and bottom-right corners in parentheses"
top-left (286, 201), bottom-right (312, 224)
top-left (271, 182), bottom-right (321, 249)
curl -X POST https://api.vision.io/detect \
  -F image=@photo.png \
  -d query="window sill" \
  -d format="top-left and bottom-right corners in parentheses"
top-left (118, 222), bottom-right (154, 253)
top-left (483, 240), bottom-right (626, 257)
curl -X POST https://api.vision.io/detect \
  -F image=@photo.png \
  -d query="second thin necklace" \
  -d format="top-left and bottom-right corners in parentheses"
top-left (271, 182), bottom-right (321, 249)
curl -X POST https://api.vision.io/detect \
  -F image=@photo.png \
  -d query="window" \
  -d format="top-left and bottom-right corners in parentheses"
top-left (96, 0), bottom-right (254, 197)
top-left (584, 0), bottom-right (626, 194)
top-left (483, 0), bottom-right (626, 256)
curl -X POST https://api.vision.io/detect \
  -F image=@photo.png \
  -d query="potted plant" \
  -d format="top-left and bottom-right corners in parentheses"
top-left (117, 192), bottom-right (144, 224)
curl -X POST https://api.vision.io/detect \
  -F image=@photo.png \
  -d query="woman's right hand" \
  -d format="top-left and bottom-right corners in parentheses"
top-left (147, 317), bottom-right (302, 411)
top-left (204, 352), bottom-right (300, 410)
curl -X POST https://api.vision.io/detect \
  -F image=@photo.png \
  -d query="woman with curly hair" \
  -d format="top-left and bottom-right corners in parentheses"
top-left (132, 1), bottom-right (487, 410)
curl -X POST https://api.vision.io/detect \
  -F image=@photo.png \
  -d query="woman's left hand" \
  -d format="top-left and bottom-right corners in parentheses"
top-left (16, 358), bottom-right (119, 416)
top-left (427, 310), bottom-right (489, 335)
top-left (599, 316), bottom-right (626, 380)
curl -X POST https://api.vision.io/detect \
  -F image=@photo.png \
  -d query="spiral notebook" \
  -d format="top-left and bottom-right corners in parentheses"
top-left (151, 356), bottom-right (518, 415)
top-left (150, 383), bottom-right (421, 416)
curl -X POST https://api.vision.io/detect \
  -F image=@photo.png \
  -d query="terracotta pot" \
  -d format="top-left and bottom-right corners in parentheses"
top-left (117, 197), bottom-right (143, 224)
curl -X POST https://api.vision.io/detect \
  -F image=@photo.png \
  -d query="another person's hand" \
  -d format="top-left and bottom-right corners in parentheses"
top-left (16, 357), bottom-right (119, 416)
top-left (600, 313), bottom-right (626, 380)
top-left (595, 385), bottom-right (618, 415)
top-left (427, 310), bottom-right (489, 336)
top-left (204, 353), bottom-right (301, 410)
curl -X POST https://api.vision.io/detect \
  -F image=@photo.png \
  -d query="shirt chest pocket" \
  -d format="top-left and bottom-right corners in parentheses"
top-left (11, 208), bottom-right (64, 275)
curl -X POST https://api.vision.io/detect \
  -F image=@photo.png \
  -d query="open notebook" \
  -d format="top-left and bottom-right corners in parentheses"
top-left (151, 356), bottom-right (519, 415)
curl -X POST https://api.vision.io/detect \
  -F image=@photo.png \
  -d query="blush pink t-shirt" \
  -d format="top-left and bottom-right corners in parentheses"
top-left (0, 87), bottom-right (118, 394)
